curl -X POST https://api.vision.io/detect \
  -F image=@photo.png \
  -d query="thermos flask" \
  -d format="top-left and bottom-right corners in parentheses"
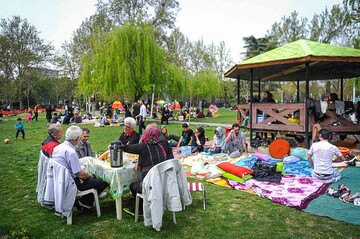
top-left (110, 140), bottom-right (123, 167)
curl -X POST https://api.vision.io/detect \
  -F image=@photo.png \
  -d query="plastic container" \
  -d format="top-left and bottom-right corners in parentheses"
top-left (257, 114), bottom-right (267, 123)
top-left (181, 146), bottom-right (192, 157)
top-left (337, 147), bottom-right (349, 157)
top-left (178, 115), bottom-right (184, 121)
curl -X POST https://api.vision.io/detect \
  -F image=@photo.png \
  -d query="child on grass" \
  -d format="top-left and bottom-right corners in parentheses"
top-left (27, 111), bottom-right (32, 123)
top-left (14, 118), bottom-right (25, 140)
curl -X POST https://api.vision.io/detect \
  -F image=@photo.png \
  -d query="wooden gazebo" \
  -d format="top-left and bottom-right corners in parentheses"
top-left (224, 39), bottom-right (360, 148)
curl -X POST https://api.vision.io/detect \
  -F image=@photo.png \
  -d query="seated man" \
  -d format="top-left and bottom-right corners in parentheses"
top-left (119, 117), bottom-right (140, 145)
top-left (71, 112), bottom-right (82, 124)
top-left (51, 113), bottom-right (60, 124)
top-left (161, 105), bottom-right (170, 125)
top-left (52, 126), bottom-right (109, 211)
top-left (168, 123), bottom-right (194, 147)
top-left (307, 129), bottom-right (347, 183)
top-left (76, 128), bottom-right (95, 158)
top-left (41, 124), bottom-right (63, 157)
top-left (223, 123), bottom-right (248, 157)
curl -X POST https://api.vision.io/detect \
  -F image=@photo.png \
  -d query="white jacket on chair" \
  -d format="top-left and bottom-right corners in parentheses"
top-left (51, 159), bottom-right (77, 217)
top-left (44, 158), bottom-right (55, 206)
top-left (142, 159), bottom-right (192, 231)
top-left (37, 150), bottom-right (50, 206)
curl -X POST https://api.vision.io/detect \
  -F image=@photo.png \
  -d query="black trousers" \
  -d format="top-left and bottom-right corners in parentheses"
top-left (74, 177), bottom-right (109, 207)
top-left (32, 112), bottom-right (38, 121)
top-left (16, 129), bottom-right (25, 139)
top-left (161, 116), bottom-right (168, 125)
top-left (138, 118), bottom-right (146, 135)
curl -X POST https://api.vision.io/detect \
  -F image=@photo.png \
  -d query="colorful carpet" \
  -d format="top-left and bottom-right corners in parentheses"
top-left (228, 175), bottom-right (329, 209)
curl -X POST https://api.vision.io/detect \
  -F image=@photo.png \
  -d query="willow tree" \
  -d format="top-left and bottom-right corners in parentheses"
top-left (79, 23), bottom-right (170, 101)
top-left (190, 68), bottom-right (222, 103)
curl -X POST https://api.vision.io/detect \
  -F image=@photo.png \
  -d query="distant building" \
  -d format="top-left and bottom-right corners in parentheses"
top-left (29, 67), bottom-right (59, 78)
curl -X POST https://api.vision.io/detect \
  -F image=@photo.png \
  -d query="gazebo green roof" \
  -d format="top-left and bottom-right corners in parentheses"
top-left (225, 39), bottom-right (360, 81)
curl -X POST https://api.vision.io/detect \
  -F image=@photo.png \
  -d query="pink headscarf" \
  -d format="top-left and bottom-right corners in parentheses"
top-left (141, 124), bottom-right (166, 157)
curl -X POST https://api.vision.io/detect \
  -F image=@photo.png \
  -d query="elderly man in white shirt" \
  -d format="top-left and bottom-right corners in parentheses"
top-left (52, 125), bottom-right (108, 212)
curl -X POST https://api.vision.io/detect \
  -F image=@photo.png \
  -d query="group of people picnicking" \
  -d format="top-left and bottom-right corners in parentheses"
top-left (34, 90), bottom-right (359, 217)
top-left (40, 115), bottom-right (251, 216)
top-left (251, 91), bottom-right (357, 184)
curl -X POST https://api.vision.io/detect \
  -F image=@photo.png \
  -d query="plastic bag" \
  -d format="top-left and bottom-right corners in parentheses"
top-left (191, 160), bottom-right (204, 175)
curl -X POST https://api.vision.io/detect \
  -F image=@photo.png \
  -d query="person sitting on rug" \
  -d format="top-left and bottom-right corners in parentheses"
top-left (307, 129), bottom-right (348, 183)
top-left (210, 127), bottom-right (226, 154)
top-left (158, 125), bottom-right (174, 159)
top-left (168, 123), bottom-right (194, 147)
top-left (119, 117), bottom-right (140, 145)
top-left (222, 123), bottom-right (248, 157)
top-left (190, 127), bottom-right (206, 153)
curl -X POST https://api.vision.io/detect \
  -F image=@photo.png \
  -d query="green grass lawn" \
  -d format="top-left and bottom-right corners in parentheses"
top-left (0, 110), bottom-right (359, 239)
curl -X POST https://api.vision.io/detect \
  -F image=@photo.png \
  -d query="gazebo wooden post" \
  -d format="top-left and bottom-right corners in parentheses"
top-left (249, 68), bottom-right (254, 140)
top-left (258, 79), bottom-right (261, 101)
top-left (237, 76), bottom-right (240, 104)
top-left (340, 77), bottom-right (344, 101)
top-left (305, 63), bottom-right (310, 149)
top-left (297, 79), bottom-right (300, 102)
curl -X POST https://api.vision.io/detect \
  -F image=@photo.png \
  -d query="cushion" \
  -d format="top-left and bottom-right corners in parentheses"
top-left (276, 162), bottom-right (285, 175)
top-left (254, 152), bottom-right (270, 162)
top-left (268, 139), bottom-right (290, 159)
top-left (283, 155), bottom-right (300, 164)
top-left (217, 162), bottom-right (253, 178)
top-left (290, 147), bottom-right (309, 161)
top-left (217, 168), bottom-right (252, 183)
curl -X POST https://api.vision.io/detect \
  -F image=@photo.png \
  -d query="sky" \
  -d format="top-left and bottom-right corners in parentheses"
top-left (0, 0), bottom-right (343, 62)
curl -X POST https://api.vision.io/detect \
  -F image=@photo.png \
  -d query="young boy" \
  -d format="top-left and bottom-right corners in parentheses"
top-left (14, 118), bottom-right (25, 140)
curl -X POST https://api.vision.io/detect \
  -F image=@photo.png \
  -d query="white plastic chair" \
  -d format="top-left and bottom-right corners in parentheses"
top-left (67, 188), bottom-right (101, 225)
top-left (135, 192), bottom-right (176, 225)
top-left (50, 159), bottom-right (101, 225)
top-left (134, 159), bottom-right (192, 231)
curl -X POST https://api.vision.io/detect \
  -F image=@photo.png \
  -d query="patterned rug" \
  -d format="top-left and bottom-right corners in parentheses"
top-left (227, 174), bottom-right (329, 209)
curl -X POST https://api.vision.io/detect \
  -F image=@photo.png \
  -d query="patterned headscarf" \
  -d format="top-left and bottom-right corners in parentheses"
top-left (141, 123), bottom-right (166, 157)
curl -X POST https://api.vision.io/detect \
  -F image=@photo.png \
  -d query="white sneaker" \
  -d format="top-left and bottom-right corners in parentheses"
top-left (99, 191), bottom-right (107, 199)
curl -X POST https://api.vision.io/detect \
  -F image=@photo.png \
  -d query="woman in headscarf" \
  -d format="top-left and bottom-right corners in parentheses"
top-left (121, 123), bottom-right (170, 214)
top-left (211, 127), bottom-right (226, 154)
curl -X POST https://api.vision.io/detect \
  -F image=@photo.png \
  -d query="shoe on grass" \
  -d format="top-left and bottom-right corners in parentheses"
top-left (327, 188), bottom-right (335, 196)
top-left (346, 156), bottom-right (357, 166)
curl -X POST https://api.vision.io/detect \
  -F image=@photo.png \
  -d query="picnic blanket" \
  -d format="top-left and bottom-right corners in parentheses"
top-left (228, 175), bottom-right (329, 209)
top-left (304, 167), bottom-right (360, 226)
top-left (179, 150), bottom-right (350, 211)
